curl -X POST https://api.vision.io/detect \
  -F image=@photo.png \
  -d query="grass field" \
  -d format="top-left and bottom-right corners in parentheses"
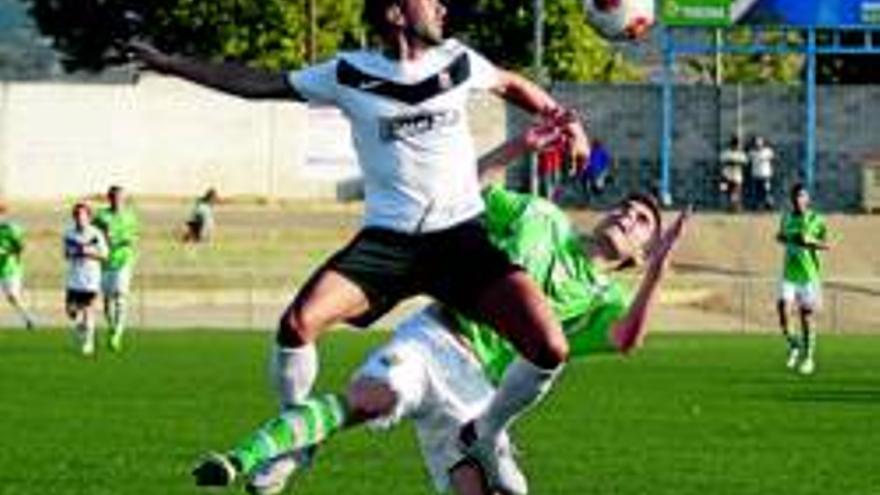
top-left (0, 329), bottom-right (877, 495)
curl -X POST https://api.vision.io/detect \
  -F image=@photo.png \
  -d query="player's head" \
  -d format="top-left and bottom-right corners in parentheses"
top-left (0, 202), bottom-right (7, 215)
top-left (363, 0), bottom-right (447, 46)
top-left (72, 202), bottom-right (92, 227)
top-left (592, 192), bottom-right (662, 269)
top-left (790, 183), bottom-right (809, 213)
top-left (203, 187), bottom-right (218, 203)
top-left (107, 185), bottom-right (124, 209)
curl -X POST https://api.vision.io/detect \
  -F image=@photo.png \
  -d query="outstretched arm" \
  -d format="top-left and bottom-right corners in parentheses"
top-left (128, 41), bottom-right (297, 100)
top-left (491, 70), bottom-right (590, 169)
top-left (611, 207), bottom-right (691, 353)
top-left (477, 110), bottom-right (572, 183)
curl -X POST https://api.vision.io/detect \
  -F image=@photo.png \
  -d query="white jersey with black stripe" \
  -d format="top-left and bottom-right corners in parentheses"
top-left (287, 39), bottom-right (499, 233)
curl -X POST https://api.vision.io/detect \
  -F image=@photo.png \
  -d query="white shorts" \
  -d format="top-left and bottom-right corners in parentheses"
top-left (101, 265), bottom-right (133, 296)
top-left (355, 308), bottom-right (495, 493)
top-left (0, 275), bottom-right (22, 299)
top-left (778, 280), bottom-right (822, 310)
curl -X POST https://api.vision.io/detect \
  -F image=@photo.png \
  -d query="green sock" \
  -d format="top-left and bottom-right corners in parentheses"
top-left (230, 393), bottom-right (347, 474)
top-left (112, 296), bottom-right (127, 335)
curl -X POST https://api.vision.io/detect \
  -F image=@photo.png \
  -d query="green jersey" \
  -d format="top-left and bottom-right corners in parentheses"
top-left (0, 221), bottom-right (25, 279)
top-left (778, 210), bottom-right (827, 284)
top-left (93, 207), bottom-right (139, 270)
top-left (451, 185), bottom-right (630, 383)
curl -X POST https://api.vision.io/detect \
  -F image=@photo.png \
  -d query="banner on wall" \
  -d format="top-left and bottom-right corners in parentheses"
top-left (662, 0), bottom-right (880, 27)
top-left (303, 107), bottom-right (361, 180)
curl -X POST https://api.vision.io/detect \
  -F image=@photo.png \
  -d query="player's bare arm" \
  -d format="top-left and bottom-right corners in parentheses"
top-left (612, 207), bottom-right (690, 353)
top-left (128, 40), bottom-right (296, 100)
top-left (491, 69), bottom-right (590, 166)
top-left (476, 112), bottom-right (570, 181)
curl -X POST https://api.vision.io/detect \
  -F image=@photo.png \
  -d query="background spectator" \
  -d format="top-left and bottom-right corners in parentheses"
top-left (748, 135), bottom-right (776, 210)
top-left (718, 135), bottom-right (747, 211)
top-left (183, 188), bottom-right (218, 244)
top-left (579, 138), bottom-right (613, 202)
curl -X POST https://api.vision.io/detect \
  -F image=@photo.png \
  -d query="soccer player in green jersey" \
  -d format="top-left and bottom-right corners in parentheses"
top-left (0, 203), bottom-right (36, 330)
top-left (92, 185), bottom-right (139, 352)
top-left (192, 117), bottom-right (689, 495)
top-left (775, 183), bottom-right (829, 375)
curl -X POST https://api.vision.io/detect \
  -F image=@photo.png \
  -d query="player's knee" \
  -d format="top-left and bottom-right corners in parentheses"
top-left (277, 308), bottom-right (317, 347)
top-left (346, 378), bottom-right (397, 421)
top-left (531, 335), bottom-right (569, 368)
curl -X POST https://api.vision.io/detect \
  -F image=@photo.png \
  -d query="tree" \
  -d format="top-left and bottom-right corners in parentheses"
top-left (20, 0), bottom-right (363, 72)
top-left (448, 0), bottom-right (643, 82)
top-left (21, 0), bottom-right (638, 82)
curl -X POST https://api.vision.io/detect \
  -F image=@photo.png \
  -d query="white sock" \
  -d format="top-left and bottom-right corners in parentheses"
top-left (113, 296), bottom-right (127, 335)
top-left (477, 358), bottom-right (562, 440)
top-left (272, 344), bottom-right (318, 409)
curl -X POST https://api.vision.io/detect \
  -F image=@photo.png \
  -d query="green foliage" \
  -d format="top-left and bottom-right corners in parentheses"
top-left (681, 27), bottom-right (804, 84)
top-left (543, 0), bottom-right (643, 82)
top-left (21, 0), bottom-right (642, 81)
top-left (20, 0), bottom-right (364, 71)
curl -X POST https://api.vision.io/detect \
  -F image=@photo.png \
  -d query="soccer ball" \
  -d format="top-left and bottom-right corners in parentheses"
top-left (583, 0), bottom-right (656, 41)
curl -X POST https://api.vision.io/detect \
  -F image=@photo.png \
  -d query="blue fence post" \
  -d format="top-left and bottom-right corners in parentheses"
top-left (660, 27), bottom-right (675, 206)
top-left (805, 28), bottom-right (817, 192)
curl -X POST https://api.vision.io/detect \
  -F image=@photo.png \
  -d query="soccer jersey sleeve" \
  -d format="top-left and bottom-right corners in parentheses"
top-left (482, 184), bottom-right (529, 234)
top-left (461, 43), bottom-right (500, 90)
top-left (287, 58), bottom-right (340, 105)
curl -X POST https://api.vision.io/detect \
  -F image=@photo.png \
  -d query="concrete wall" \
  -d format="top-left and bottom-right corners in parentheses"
top-left (0, 75), bottom-right (507, 200)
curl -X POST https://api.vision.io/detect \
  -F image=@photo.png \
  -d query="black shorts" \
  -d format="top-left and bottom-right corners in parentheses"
top-left (319, 217), bottom-right (521, 327)
top-left (66, 289), bottom-right (97, 308)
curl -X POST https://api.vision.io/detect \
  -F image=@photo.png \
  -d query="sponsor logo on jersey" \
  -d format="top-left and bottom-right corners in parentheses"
top-left (379, 109), bottom-right (461, 141)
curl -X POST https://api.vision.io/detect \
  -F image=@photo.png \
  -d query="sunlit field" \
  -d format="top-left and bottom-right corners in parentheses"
top-left (0, 329), bottom-right (877, 495)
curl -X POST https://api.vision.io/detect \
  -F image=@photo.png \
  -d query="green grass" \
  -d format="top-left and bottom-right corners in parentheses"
top-left (0, 330), bottom-right (877, 495)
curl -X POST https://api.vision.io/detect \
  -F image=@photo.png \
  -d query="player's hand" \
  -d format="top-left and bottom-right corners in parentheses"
top-left (127, 40), bottom-right (173, 73)
top-left (561, 112), bottom-right (591, 174)
top-left (646, 205), bottom-right (691, 273)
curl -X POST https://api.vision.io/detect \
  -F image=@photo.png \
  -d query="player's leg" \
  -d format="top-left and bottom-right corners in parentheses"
top-left (777, 283), bottom-right (800, 369)
top-left (103, 267), bottom-right (131, 351)
top-left (3, 276), bottom-right (35, 330)
top-left (273, 268), bottom-right (370, 407)
top-left (796, 284), bottom-right (820, 375)
top-left (194, 328), bottom-right (420, 491)
top-left (462, 271), bottom-right (566, 448)
top-left (272, 228), bottom-right (414, 408)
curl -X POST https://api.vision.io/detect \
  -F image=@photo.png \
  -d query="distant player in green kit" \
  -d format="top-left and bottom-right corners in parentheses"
top-left (192, 117), bottom-right (690, 495)
top-left (0, 203), bottom-right (36, 330)
top-left (775, 183), bottom-right (830, 375)
top-left (93, 186), bottom-right (139, 352)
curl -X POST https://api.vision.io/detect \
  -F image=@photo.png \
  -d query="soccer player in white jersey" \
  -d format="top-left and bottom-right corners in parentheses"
top-left (191, 118), bottom-right (689, 495)
top-left (130, 0), bottom-right (592, 481)
top-left (63, 203), bottom-right (109, 356)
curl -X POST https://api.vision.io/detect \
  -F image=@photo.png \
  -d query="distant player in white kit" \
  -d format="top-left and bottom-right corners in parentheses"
top-left (63, 203), bottom-right (109, 356)
top-left (130, 0), bottom-right (592, 485)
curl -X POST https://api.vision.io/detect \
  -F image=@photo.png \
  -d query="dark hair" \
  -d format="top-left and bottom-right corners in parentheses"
top-left (362, 0), bottom-right (399, 35)
top-left (789, 182), bottom-right (807, 204)
top-left (624, 192), bottom-right (662, 239)
top-left (72, 202), bottom-right (91, 217)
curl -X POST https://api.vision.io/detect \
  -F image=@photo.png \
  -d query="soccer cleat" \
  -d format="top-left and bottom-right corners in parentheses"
top-left (785, 347), bottom-right (800, 370)
top-left (798, 358), bottom-right (815, 376)
top-left (459, 422), bottom-right (528, 495)
top-left (108, 332), bottom-right (123, 353)
top-left (192, 452), bottom-right (238, 487)
top-left (81, 339), bottom-right (95, 357)
top-left (246, 448), bottom-right (316, 495)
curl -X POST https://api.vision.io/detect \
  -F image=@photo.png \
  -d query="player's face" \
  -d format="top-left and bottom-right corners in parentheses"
top-left (593, 199), bottom-right (657, 263)
top-left (793, 189), bottom-right (809, 212)
top-left (108, 189), bottom-right (123, 209)
top-left (73, 207), bottom-right (90, 228)
top-left (400, 0), bottom-right (447, 46)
